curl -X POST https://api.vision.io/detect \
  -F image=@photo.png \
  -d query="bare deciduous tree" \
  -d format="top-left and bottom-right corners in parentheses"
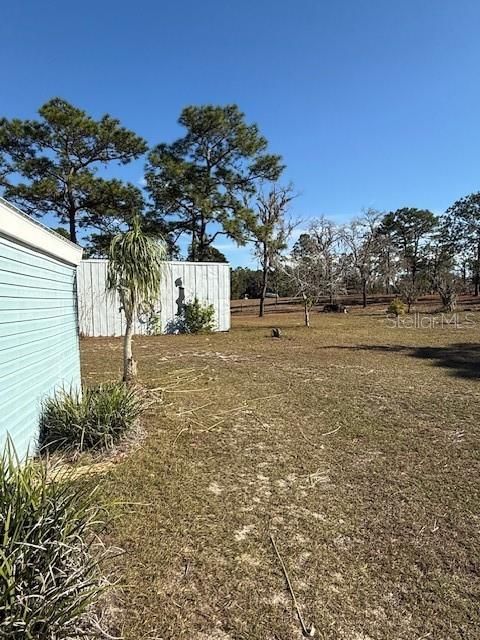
top-left (286, 217), bottom-right (345, 327)
top-left (307, 217), bottom-right (346, 304)
top-left (251, 185), bottom-right (297, 317)
top-left (340, 208), bottom-right (383, 307)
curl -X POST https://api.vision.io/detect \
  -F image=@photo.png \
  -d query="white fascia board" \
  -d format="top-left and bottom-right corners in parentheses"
top-left (82, 258), bottom-right (231, 266)
top-left (0, 198), bottom-right (83, 266)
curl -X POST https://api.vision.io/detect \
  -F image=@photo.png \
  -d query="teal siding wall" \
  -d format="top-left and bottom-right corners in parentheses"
top-left (0, 234), bottom-right (81, 457)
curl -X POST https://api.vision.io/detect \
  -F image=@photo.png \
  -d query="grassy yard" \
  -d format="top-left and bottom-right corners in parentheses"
top-left (81, 305), bottom-right (480, 640)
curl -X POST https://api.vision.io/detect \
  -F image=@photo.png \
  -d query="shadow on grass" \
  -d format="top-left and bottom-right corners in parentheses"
top-left (323, 343), bottom-right (480, 380)
top-left (412, 344), bottom-right (480, 379)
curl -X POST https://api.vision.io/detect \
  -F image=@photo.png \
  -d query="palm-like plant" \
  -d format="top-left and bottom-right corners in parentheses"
top-left (107, 217), bottom-right (166, 382)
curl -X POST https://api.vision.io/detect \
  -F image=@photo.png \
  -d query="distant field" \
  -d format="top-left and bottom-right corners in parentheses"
top-left (81, 302), bottom-right (480, 639)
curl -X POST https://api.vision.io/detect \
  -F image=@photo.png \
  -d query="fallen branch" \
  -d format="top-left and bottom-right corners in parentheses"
top-left (320, 424), bottom-right (343, 437)
top-left (171, 427), bottom-right (190, 447)
top-left (270, 533), bottom-right (315, 637)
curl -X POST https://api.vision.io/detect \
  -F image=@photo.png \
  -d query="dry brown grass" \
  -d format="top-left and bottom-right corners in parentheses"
top-left (81, 302), bottom-right (480, 640)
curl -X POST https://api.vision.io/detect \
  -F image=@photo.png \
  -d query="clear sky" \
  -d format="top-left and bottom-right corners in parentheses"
top-left (2, 0), bottom-right (480, 266)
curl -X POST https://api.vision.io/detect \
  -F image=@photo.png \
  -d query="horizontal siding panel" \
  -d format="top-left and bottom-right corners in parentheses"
top-left (0, 236), bottom-right (78, 277)
top-left (0, 307), bottom-right (74, 324)
top-left (0, 297), bottom-right (74, 311)
top-left (0, 254), bottom-right (74, 285)
top-left (0, 235), bottom-right (81, 457)
top-left (0, 269), bottom-right (74, 292)
top-left (0, 323), bottom-right (75, 370)
top-left (2, 353), bottom-right (80, 426)
top-left (0, 314), bottom-right (76, 339)
top-left (1, 350), bottom-right (80, 399)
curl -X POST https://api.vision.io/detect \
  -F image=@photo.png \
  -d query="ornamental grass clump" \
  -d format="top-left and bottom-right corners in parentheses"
top-left (39, 382), bottom-right (144, 454)
top-left (0, 442), bottom-right (106, 639)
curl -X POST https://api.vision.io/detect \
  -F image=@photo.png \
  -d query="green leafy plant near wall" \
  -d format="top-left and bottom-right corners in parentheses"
top-left (145, 310), bottom-right (163, 336)
top-left (39, 382), bottom-right (144, 453)
top-left (0, 442), bottom-right (107, 639)
top-left (181, 297), bottom-right (216, 333)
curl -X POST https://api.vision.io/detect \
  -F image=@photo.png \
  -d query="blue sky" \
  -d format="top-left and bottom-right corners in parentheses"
top-left (2, 0), bottom-right (480, 266)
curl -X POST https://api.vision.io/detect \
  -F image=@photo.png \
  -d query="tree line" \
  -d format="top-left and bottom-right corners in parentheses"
top-left (233, 201), bottom-right (480, 319)
top-left (0, 98), bottom-right (283, 261)
top-left (1, 98), bottom-right (479, 317)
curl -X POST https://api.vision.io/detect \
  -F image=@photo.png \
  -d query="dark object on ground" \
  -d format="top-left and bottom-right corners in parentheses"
top-left (271, 328), bottom-right (282, 338)
top-left (323, 303), bottom-right (348, 313)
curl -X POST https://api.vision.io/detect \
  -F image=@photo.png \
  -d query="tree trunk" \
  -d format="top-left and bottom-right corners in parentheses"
top-left (197, 219), bottom-right (208, 262)
top-left (475, 242), bottom-right (480, 296)
top-left (362, 278), bottom-right (367, 308)
top-left (123, 314), bottom-right (137, 383)
top-left (259, 262), bottom-right (268, 318)
top-left (303, 294), bottom-right (310, 328)
top-left (69, 211), bottom-right (77, 244)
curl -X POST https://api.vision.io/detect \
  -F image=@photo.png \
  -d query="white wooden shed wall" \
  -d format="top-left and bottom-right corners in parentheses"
top-left (77, 260), bottom-right (230, 337)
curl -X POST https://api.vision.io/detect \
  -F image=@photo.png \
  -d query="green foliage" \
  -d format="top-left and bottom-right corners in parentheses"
top-left (445, 192), bottom-right (480, 294)
top-left (87, 216), bottom-right (179, 259)
top-left (0, 442), bottom-right (106, 638)
top-left (39, 383), bottom-right (144, 453)
top-left (0, 97), bottom-right (147, 243)
top-left (380, 208), bottom-right (438, 275)
top-left (145, 104), bottom-right (284, 261)
top-left (230, 266), bottom-right (297, 299)
top-left (187, 244), bottom-right (227, 262)
top-left (231, 267), bottom-right (263, 299)
top-left (387, 298), bottom-right (406, 316)
top-left (380, 208), bottom-right (438, 306)
top-left (107, 216), bottom-right (166, 319)
top-left (145, 310), bottom-right (163, 336)
top-left (181, 297), bottom-right (215, 333)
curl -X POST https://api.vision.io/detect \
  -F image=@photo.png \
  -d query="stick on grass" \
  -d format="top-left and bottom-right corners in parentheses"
top-left (270, 533), bottom-right (316, 637)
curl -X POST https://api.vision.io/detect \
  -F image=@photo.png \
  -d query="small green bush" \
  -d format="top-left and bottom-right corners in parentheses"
top-left (182, 297), bottom-right (215, 334)
top-left (146, 311), bottom-right (162, 335)
top-left (39, 382), bottom-right (144, 453)
top-left (0, 441), bottom-right (106, 639)
top-left (387, 298), bottom-right (406, 317)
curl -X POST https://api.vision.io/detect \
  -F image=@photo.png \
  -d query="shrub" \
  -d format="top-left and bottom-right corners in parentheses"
top-left (181, 297), bottom-right (215, 334)
top-left (387, 298), bottom-right (406, 316)
top-left (146, 311), bottom-right (162, 335)
top-left (39, 382), bottom-right (144, 453)
top-left (0, 441), bottom-right (106, 639)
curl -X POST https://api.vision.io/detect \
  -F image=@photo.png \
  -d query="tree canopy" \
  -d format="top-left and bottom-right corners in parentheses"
top-left (145, 104), bottom-right (284, 261)
top-left (0, 98), bottom-right (147, 243)
top-left (445, 192), bottom-right (480, 295)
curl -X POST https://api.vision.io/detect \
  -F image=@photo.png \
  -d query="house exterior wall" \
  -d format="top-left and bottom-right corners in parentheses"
top-left (0, 198), bottom-right (82, 457)
top-left (77, 259), bottom-right (231, 336)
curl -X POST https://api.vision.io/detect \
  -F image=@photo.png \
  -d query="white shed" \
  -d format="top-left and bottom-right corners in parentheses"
top-left (77, 259), bottom-right (230, 337)
top-left (0, 198), bottom-right (83, 456)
